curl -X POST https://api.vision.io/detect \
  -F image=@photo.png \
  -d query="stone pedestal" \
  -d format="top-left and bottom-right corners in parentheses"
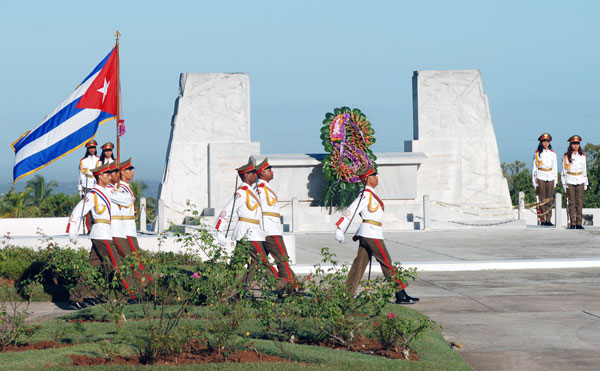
top-left (158, 73), bottom-right (260, 226)
top-left (406, 70), bottom-right (513, 227)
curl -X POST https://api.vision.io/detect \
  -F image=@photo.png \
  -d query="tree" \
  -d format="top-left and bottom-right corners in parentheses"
top-left (25, 174), bottom-right (57, 207)
top-left (584, 143), bottom-right (600, 207)
top-left (0, 188), bottom-right (34, 218)
top-left (39, 193), bottom-right (80, 217)
top-left (502, 161), bottom-right (536, 206)
top-left (128, 180), bottom-right (156, 228)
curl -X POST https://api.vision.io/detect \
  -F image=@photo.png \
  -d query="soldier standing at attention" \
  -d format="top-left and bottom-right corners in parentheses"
top-left (215, 159), bottom-right (288, 294)
top-left (335, 165), bottom-right (419, 304)
top-left (67, 162), bottom-right (134, 309)
top-left (532, 133), bottom-right (557, 226)
top-left (78, 140), bottom-right (99, 197)
top-left (562, 135), bottom-right (589, 229)
top-left (255, 158), bottom-right (297, 291)
top-left (97, 142), bottom-right (116, 166)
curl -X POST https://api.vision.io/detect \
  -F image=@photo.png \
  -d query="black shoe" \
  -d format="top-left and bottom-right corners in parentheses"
top-left (569, 225), bottom-right (576, 229)
top-left (66, 300), bottom-right (84, 310)
top-left (546, 222), bottom-right (554, 226)
top-left (83, 298), bottom-right (98, 307)
top-left (395, 290), bottom-right (420, 304)
top-left (127, 298), bottom-right (139, 305)
top-left (576, 225), bottom-right (584, 229)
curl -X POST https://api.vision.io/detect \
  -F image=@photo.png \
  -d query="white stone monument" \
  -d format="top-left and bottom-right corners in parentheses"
top-left (405, 70), bottom-right (516, 227)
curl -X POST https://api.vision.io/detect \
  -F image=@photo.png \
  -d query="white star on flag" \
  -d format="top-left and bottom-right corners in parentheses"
top-left (97, 78), bottom-right (110, 103)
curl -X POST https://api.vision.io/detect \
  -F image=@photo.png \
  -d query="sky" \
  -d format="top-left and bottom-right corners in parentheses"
top-left (1, 1), bottom-right (599, 187)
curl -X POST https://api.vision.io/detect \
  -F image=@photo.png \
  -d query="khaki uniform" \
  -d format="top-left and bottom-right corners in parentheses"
top-left (562, 153), bottom-right (588, 226)
top-left (532, 149), bottom-right (557, 223)
top-left (336, 186), bottom-right (406, 294)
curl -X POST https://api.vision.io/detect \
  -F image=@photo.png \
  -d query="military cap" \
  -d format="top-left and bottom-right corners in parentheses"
top-left (101, 142), bottom-right (115, 150)
top-left (357, 165), bottom-right (377, 180)
top-left (118, 157), bottom-right (134, 170)
top-left (91, 162), bottom-right (112, 175)
top-left (256, 157), bottom-right (271, 173)
top-left (236, 159), bottom-right (256, 174)
top-left (85, 140), bottom-right (98, 148)
top-left (538, 133), bottom-right (552, 142)
top-left (568, 135), bottom-right (582, 143)
top-left (106, 161), bottom-right (119, 172)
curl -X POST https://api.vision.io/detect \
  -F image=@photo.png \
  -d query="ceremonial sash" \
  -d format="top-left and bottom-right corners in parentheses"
top-left (364, 189), bottom-right (384, 211)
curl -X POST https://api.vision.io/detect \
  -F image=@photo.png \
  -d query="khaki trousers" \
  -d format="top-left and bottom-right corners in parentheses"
top-left (536, 179), bottom-right (554, 223)
top-left (263, 235), bottom-right (297, 288)
top-left (237, 240), bottom-right (288, 291)
top-left (113, 236), bottom-right (151, 290)
top-left (346, 237), bottom-right (406, 295)
top-left (566, 183), bottom-right (585, 226)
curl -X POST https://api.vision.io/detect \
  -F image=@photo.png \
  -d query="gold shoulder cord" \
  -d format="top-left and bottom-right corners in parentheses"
top-left (264, 187), bottom-right (277, 206)
top-left (245, 189), bottom-right (258, 211)
top-left (564, 155), bottom-right (571, 170)
top-left (535, 152), bottom-right (541, 168)
top-left (94, 193), bottom-right (106, 214)
top-left (367, 193), bottom-right (379, 212)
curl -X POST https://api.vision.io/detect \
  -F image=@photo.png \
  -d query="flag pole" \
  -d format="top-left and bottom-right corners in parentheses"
top-left (114, 30), bottom-right (121, 189)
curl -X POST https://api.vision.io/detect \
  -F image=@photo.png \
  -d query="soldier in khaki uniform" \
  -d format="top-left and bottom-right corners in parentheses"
top-left (255, 158), bottom-right (297, 290)
top-left (531, 133), bottom-right (557, 226)
top-left (215, 159), bottom-right (288, 294)
top-left (561, 135), bottom-right (589, 229)
top-left (335, 165), bottom-right (419, 304)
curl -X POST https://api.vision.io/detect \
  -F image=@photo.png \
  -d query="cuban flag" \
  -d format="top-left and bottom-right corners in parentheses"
top-left (12, 47), bottom-right (120, 183)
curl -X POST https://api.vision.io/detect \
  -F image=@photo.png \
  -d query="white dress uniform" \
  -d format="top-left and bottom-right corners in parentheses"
top-left (255, 179), bottom-right (283, 236)
top-left (110, 181), bottom-right (137, 239)
top-left (97, 157), bottom-right (115, 167)
top-left (336, 185), bottom-right (384, 239)
top-left (78, 155), bottom-right (100, 195)
top-left (67, 185), bottom-right (130, 240)
top-left (531, 149), bottom-right (558, 187)
top-left (215, 182), bottom-right (265, 242)
top-left (561, 153), bottom-right (588, 189)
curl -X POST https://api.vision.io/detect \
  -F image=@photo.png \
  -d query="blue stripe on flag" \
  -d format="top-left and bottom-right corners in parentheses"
top-left (13, 111), bottom-right (114, 181)
top-left (79, 48), bottom-right (113, 86)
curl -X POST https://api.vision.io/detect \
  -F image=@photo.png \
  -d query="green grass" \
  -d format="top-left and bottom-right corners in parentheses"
top-left (0, 303), bottom-right (471, 371)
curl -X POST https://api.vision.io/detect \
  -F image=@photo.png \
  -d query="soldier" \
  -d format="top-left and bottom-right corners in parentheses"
top-left (532, 133), bottom-right (557, 226)
top-left (335, 165), bottom-right (419, 304)
top-left (255, 158), bottom-right (297, 291)
top-left (215, 159), bottom-right (288, 295)
top-left (66, 162), bottom-right (134, 309)
top-left (97, 142), bottom-right (116, 166)
top-left (78, 140), bottom-right (99, 197)
top-left (561, 135), bottom-right (589, 229)
top-left (111, 158), bottom-right (151, 289)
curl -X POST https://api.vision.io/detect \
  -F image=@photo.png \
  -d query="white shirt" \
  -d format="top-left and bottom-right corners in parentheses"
top-left (78, 155), bottom-right (99, 193)
top-left (561, 152), bottom-right (588, 187)
top-left (255, 179), bottom-right (283, 236)
top-left (67, 184), bottom-right (131, 240)
top-left (531, 149), bottom-right (557, 185)
top-left (96, 157), bottom-right (115, 167)
top-left (335, 185), bottom-right (384, 239)
top-left (215, 182), bottom-right (265, 242)
top-left (108, 181), bottom-right (137, 238)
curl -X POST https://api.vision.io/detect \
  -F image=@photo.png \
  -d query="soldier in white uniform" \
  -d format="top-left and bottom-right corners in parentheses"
top-left (335, 165), bottom-right (419, 304)
top-left (111, 158), bottom-right (151, 288)
top-left (78, 140), bottom-right (100, 233)
top-left (255, 158), bottom-right (297, 290)
top-left (561, 135), bottom-right (589, 229)
top-left (215, 159), bottom-right (288, 293)
top-left (66, 162), bottom-right (134, 309)
top-left (531, 133), bottom-right (557, 226)
top-left (97, 142), bottom-right (116, 166)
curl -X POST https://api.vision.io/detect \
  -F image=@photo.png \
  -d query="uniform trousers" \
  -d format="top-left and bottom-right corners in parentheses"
top-left (536, 179), bottom-right (555, 223)
top-left (346, 237), bottom-right (406, 295)
top-left (263, 235), bottom-right (297, 288)
top-left (69, 239), bottom-right (132, 302)
top-left (113, 236), bottom-right (152, 290)
top-left (566, 183), bottom-right (585, 225)
top-left (237, 240), bottom-right (288, 291)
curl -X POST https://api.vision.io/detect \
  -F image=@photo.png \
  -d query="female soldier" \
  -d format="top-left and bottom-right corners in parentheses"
top-left (78, 140), bottom-right (99, 197)
top-left (97, 142), bottom-right (116, 166)
top-left (531, 133), bottom-right (557, 226)
top-left (561, 135), bottom-right (588, 229)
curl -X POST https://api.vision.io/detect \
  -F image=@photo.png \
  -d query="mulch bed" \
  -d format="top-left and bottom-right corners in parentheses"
top-left (68, 340), bottom-right (296, 366)
top-left (1, 341), bottom-right (74, 352)
top-left (299, 335), bottom-right (419, 360)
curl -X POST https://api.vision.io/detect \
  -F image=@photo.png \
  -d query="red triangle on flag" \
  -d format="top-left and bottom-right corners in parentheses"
top-left (76, 48), bottom-right (118, 116)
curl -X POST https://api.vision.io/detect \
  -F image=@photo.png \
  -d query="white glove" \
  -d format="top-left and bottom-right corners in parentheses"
top-left (216, 231), bottom-right (227, 246)
top-left (335, 228), bottom-right (345, 243)
top-left (69, 233), bottom-right (78, 244)
top-left (584, 185), bottom-right (588, 191)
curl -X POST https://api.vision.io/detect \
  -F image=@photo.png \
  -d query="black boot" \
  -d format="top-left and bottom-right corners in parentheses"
top-left (569, 225), bottom-right (576, 229)
top-left (576, 225), bottom-right (584, 229)
top-left (395, 290), bottom-right (420, 304)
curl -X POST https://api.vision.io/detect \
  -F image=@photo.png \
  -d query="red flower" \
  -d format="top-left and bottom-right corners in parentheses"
top-left (387, 312), bottom-right (396, 319)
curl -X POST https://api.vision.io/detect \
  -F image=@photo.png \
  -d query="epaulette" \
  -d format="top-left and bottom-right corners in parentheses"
top-left (535, 150), bottom-right (540, 154)
top-left (239, 185), bottom-right (248, 190)
top-left (550, 149), bottom-right (555, 153)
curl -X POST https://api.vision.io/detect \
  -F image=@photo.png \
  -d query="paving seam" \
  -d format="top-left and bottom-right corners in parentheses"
top-left (385, 238), bottom-right (467, 261)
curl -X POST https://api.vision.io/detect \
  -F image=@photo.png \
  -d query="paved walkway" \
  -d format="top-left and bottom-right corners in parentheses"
top-left (23, 227), bottom-right (600, 370)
